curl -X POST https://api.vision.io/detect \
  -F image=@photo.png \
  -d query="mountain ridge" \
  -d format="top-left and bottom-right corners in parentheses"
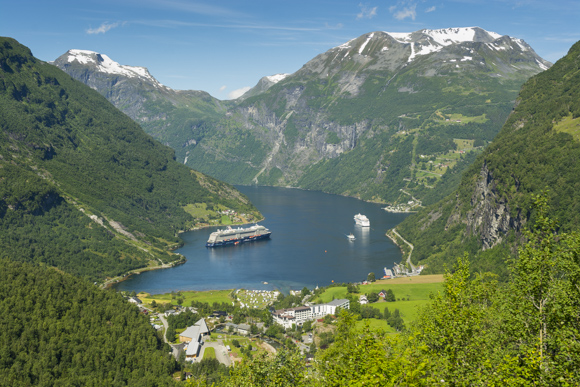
top-left (53, 27), bottom-right (551, 207)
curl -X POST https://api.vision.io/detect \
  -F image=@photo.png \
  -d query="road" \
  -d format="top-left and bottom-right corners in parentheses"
top-left (392, 228), bottom-right (416, 272)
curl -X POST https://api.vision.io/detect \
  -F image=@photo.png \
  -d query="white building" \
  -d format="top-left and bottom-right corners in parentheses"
top-left (272, 299), bottom-right (350, 329)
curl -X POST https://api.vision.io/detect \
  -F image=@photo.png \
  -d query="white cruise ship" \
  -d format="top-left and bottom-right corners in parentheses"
top-left (354, 213), bottom-right (370, 227)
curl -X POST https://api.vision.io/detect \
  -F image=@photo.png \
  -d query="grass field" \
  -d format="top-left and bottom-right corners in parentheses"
top-left (203, 347), bottom-right (216, 359)
top-left (554, 114), bottom-right (580, 141)
top-left (314, 275), bottom-right (444, 325)
top-left (138, 289), bottom-right (233, 307)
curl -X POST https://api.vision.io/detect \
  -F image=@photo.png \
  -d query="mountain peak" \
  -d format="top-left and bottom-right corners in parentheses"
top-left (57, 49), bottom-right (163, 87)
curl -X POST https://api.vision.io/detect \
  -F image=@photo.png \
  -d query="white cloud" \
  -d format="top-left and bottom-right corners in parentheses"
top-left (219, 85), bottom-right (227, 91)
top-left (86, 22), bottom-right (123, 35)
top-left (426, 5), bottom-right (436, 13)
top-left (228, 86), bottom-right (251, 99)
top-left (392, 3), bottom-right (417, 21)
top-left (357, 3), bottom-right (378, 20)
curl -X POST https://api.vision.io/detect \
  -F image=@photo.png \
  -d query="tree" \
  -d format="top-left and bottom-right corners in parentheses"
top-left (367, 292), bottom-right (379, 303)
top-left (504, 194), bottom-right (580, 384)
top-left (385, 289), bottom-right (396, 302)
top-left (301, 287), bottom-right (310, 297)
top-left (367, 272), bottom-right (376, 282)
top-left (223, 350), bottom-right (307, 387)
top-left (323, 314), bottom-right (333, 324)
top-left (346, 283), bottom-right (359, 293)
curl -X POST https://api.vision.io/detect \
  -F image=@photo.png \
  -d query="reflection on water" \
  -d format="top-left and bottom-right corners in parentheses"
top-left (113, 186), bottom-right (410, 294)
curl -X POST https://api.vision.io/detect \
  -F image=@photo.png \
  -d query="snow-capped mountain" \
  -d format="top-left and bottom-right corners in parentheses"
top-left (52, 50), bottom-right (224, 151)
top-left (56, 49), bottom-right (164, 88)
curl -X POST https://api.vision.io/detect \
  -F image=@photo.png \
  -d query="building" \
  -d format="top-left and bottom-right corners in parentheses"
top-left (179, 318), bottom-right (210, 361)
top-left (272, 299), bottom-right (350, 329)
top-left (237, 324), bottom-right (251, 336)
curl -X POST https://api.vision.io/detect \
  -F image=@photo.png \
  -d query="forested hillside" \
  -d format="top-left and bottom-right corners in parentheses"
top-left (396, 39), bottom-right (580, 275)
top-left (0, 37), bottom-right (261, 282)
top-left (0, 258), bottom-right (177, 386)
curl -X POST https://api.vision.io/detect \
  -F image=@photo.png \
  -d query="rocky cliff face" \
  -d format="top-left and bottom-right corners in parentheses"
top-left (445, 163), bottom-right (525, 250)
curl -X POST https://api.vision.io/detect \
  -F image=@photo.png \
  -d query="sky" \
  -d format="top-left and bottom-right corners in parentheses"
top-left (2, 0), bottom-right (579, 100)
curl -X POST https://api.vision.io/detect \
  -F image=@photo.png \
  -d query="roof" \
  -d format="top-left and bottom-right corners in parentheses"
top-left (181, 318), bottom-right (209, 340)
top-left (237, 324), bottom-right (251, 331)
top-left (186, 341), bottom-right (199, 356)
top-left (195, 318), bottom-right (209, 335)
top-left (327, 299), bottom-right (349, 306)
top-left (181, 325), bottom-right (202, 341)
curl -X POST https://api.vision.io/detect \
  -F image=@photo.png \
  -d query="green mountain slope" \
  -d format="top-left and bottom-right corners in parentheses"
top-left (0, 37), bottom-right (261, 282)
top-left (54, 28), bottom-right (550, 206)
top-left (0, 258), bottom-right (177, 386)
top-left (395, 39), bottom-right (580, 275)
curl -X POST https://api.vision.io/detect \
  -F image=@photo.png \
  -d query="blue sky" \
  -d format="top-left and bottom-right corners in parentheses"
top-left (2, 0), bottom-right (579, 99)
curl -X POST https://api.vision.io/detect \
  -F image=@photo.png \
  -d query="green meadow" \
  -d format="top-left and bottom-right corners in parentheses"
top-left (314, 275), bottom-right (444, 325)
top-left (138, 289), bottom-right (233, 307)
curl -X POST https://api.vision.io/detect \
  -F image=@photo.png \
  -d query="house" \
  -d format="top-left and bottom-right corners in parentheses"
top-left (128, 297), bottom-right (142, 304)
top-left (378, 290), bottom-right (387, 299)
top-left (359, 295), bottom-right (368, 305)
top-left (237, 324), bottom-right (251, 336)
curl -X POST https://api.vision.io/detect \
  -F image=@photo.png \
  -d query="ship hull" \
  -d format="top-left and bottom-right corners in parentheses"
top-left (206, 231), bottom-right (271, 248)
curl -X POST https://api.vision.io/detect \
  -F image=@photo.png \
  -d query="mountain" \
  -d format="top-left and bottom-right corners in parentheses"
top-left (0, 37), bottom-right (262, 282)
top-left (54, 27), bottom-right (551, 206)
top-left (52, 49), bottom-right (228, 155)
top-left (237, 73), bottom-right (290, 100)
top-left (395, 39), bottom-right (580, 276)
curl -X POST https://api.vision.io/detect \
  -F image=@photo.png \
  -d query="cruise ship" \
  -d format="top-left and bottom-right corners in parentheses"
top-left (354, 213), bottom-right (370, 227)
top-left (206, 224), bottom-right (271, 247)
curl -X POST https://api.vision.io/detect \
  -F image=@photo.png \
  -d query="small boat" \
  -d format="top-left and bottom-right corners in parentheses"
top-left (347, 233), bottom-right (356, 241)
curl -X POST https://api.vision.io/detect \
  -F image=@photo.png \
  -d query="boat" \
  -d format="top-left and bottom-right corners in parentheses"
top-left (206, 224), bottom-right (271, 247)
top-left (354, 213), bottom-right (370, 227)
top-left (347, 233), bottom-right (356, 241)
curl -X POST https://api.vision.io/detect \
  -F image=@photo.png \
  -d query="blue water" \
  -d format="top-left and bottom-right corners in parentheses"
top-left (113, 186), bottom-right (410, 294)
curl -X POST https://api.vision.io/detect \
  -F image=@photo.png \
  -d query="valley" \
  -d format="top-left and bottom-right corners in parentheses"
top-left (2, 21), bottom-right (580, 385)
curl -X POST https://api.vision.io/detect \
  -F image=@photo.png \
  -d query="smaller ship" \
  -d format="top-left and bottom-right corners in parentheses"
top-left (354, 213), bottom-right (370, 227)
top-left (347, 233), bottom-right (356, 241)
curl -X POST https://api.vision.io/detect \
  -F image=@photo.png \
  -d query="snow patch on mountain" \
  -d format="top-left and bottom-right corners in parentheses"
top-left (66, 49), bottom-right (163, 87)
top-left (386, 27), bottom-right (504, 63)
top-left (358, 33), bottom-right (374, 54)
top-left (265, 73), bottom-right (290, 84)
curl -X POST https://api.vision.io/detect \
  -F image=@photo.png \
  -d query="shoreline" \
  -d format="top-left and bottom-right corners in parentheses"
top-left (101, 256), bottom-right (187, 290)
top-left (104, 217), bottom-right (266, 291)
